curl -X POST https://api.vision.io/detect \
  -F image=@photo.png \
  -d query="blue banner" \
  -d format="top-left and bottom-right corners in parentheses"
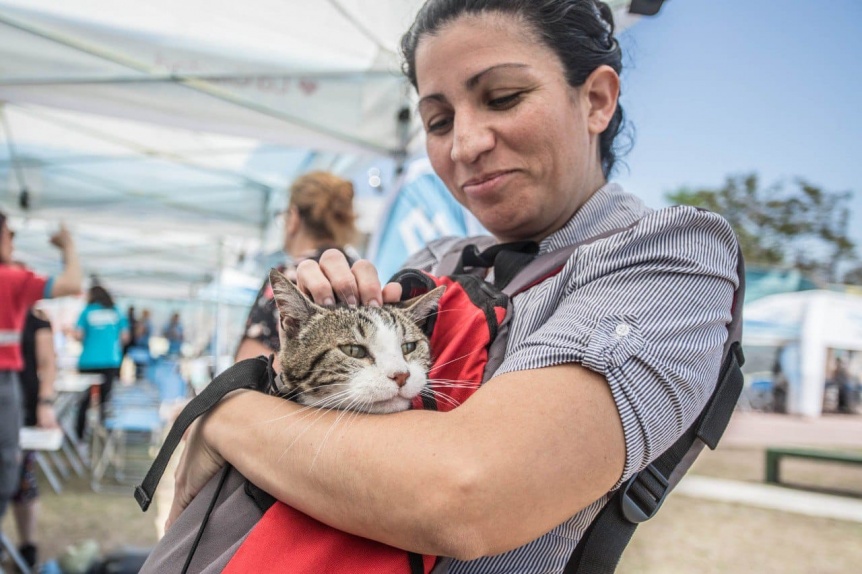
top-left (368, 158), bottom-right (486, 281)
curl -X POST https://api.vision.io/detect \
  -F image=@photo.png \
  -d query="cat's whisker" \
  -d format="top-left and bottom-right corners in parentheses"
top-left (310, 404), bottom-right (362, 470)
top-left (427, 350), bottom-right (476, 373)
top-left (269, 278), bottom-right (445, 460)
top-left (426, 381), bottom-right (481, 391)
top-left (420, 388), bottom-right (462, 409)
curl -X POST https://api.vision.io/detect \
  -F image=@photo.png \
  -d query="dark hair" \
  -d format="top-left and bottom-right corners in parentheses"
top-left (88, 285), bottom-right (115, 308)
top-left (0, 209), bottom-right (6, 235)
top-left (401, 0), bottom-right (628, 177)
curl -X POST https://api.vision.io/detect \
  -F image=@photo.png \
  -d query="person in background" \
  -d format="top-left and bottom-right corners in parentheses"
top-left (122, 305), bottom-right (137, 360)
top-left (12, 306), bottom-right (58, 569)
top-left (0, 210), bottom-right (81, 535)
top-left (129, 308), bottom-right (152, 379)
top-left (161, 2), bottom-right (740, 573)
top-left (234, 171), bottom-right (358, 362)
top-left (73, 285), bottom-right (129, 440)
top-left (163, 312), bottom-right (184, 357)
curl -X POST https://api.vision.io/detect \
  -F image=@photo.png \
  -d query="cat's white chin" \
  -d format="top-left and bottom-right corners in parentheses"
top-left (364, 396), bottom-right (413, 414)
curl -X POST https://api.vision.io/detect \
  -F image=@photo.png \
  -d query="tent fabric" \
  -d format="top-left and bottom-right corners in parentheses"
top-left (743, 289), bottom-right (862, 416)
top-left (0, 0), bottom-right (637, 300)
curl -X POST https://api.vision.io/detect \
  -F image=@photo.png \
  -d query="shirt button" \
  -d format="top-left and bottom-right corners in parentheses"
top-left (615, 323), bottom-right (631, 337)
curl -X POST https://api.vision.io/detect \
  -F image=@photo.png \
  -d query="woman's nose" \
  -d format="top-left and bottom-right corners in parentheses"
top-left (450, 113), bottom-right (494, 163)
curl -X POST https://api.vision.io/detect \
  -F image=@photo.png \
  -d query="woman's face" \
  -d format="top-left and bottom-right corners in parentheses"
top-left (415, 12), bottom-right (608, 242)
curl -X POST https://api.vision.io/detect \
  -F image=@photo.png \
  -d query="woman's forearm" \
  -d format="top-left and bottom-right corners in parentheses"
top-left (203, 364), bottom-right (625, 559)
top-left (35, 329), bottom-right (57, 399)
top-left (51, 243), bottom-right (83, 297)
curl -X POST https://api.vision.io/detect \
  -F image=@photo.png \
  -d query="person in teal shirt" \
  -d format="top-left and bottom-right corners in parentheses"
top-left (74, 285), bottom-right (129, 440)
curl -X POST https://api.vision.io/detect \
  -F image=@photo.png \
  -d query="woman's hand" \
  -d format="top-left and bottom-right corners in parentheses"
top-left (36, 404), bottom-right (59, 429)
top-left (295, 249), bottom-right (402, 306)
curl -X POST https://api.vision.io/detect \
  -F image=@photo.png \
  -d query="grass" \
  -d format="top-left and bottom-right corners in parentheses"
top-left (2, 442), bottom-right (861, 572)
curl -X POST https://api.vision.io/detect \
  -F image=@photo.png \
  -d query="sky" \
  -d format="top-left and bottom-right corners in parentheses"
top-left (614, 0), bottom-right (862, 246)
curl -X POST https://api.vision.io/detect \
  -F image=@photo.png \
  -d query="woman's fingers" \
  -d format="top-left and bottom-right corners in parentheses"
top-left (351, 259), bottom-right (383, 306)
top-left (319, 249), bottom-right (360, 305)
top-left (295, 249), bottom-right (389, 306)
top-left (295, 259), bottom-right (337, 306)
top-left (382, 281), bottom-right (404, 304)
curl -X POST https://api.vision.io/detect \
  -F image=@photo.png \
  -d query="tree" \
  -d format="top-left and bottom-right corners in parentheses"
top-left (666, 173), bottom-right (856, 284)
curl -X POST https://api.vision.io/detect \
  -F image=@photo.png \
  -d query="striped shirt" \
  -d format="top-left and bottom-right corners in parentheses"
top-left (404, 182), bottom-right (740, 574)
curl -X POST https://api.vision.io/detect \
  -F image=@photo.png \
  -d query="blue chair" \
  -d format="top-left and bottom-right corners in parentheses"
top-left (90, 358), bottom-right (189, 490)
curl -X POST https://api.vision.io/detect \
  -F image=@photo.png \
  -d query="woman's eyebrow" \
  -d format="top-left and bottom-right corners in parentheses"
top-left (418, 62), bottom-right (530, 109)
top-left (465, 62), bottom-right (529, 89)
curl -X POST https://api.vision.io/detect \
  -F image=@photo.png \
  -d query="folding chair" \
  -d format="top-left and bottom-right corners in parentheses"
top-left (90, 358), bottom-right (189, 491)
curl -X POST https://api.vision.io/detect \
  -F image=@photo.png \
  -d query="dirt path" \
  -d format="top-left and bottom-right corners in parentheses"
top-left (722, 412), bottom-right (862, 448)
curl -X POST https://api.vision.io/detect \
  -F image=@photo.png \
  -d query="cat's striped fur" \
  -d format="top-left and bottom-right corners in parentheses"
top-left (269, 269), bottom-right (444, 414)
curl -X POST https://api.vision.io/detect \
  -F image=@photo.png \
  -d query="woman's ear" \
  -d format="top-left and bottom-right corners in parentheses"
top-left (584, 65), bottom-right (620, 136)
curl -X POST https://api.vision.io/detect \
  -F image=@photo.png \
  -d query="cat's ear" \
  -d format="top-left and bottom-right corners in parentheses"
top-left (269, 268), bottom-right (324, 339)
top-left (401, 285), bottom-right (445, 329)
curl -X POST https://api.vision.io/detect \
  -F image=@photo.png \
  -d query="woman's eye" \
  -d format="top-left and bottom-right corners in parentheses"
top-left (488, 92), bottom-right (522, 109)
top-left (426, 117), bottom-right (452, 134)
top-left (401, 341), bottom-right (417, 355)
top-left (339, 344), bottom-right (368, 359)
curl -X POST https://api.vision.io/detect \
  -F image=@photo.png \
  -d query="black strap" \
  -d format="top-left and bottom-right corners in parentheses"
top-left (134, 356), bottom-right (273, 511)
top-left (182, 464), bottom-right (234, 574)
top-left (564, 342), bottom-right (745, 573)
top-left (407, 551), bottom-right (426, 574)
top-left (454, 241), bottom-right (539, 289)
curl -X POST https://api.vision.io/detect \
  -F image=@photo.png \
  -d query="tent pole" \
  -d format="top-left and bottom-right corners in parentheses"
top-left (213, 238), bottom-right (225, 375)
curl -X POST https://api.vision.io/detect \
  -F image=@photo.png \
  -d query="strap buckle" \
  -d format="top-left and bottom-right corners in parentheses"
top-left (620, 464), bottom-right (670, 523)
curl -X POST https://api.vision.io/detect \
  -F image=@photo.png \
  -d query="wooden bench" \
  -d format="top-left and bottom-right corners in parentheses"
top-left (765, 446), bottom-right (862, 485)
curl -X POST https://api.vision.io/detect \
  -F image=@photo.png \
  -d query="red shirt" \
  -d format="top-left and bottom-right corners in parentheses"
top-left (0, 264), bottom-right (50, 370)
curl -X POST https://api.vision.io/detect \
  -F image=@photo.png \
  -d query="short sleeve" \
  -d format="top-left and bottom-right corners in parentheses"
top-left (496, 207), bottom-right (740, 486)
top-left (76, 309), bottom-right (88, 331)
top-left (13, 267), bottom-right (50, 308)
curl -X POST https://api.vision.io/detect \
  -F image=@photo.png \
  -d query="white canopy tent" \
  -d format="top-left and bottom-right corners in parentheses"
top-left (0, 0), bottom-right (641, 302)
top-left (743, 289), bottom-right (862, 417)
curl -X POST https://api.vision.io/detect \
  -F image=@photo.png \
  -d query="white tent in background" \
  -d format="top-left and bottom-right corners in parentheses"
top-left (0, 0), bottom-right (641, 301)
top-left (743, 290), bottom-right (862, 417)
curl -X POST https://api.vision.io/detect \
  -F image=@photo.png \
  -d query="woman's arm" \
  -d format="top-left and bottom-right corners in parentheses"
top-left (47, 225), bottom-right (83, 298)
top-left (34, 325), bottom-right (59, 429)
top-left (170, 362), bottom-right (625, 560)
top-left (169, 251), bottom-right (624, 557)
top-left (234, 337), bottom-right (275, 362)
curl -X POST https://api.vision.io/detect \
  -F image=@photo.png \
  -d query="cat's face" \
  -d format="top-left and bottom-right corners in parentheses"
top-left (270, 269), bottom-right (444, 414)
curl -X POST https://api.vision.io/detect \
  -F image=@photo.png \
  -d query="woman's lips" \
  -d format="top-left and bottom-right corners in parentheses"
top-left (461, 171), bottom-right (515, 197)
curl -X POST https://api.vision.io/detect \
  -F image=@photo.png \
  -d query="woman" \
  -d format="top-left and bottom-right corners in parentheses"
top-left (162, 312), bottom-right (184, 357)
top-left (74, 285), bottom-right (130, 440)
top-left (234, 170), bottom-right (358, 361)
top-left (166, 2), bottom-right (739, 572)
top-left (12, 306), bottom-right (59, 569)
top-left (0, 211), bottom-right (81, 529)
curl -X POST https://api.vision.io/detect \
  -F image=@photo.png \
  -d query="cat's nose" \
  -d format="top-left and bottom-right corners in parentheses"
top-left (389, 371), bottom-right (409, 388)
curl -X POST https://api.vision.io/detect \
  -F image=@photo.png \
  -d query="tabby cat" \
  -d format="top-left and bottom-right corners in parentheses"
top-left (268, 268), bottom-right (445, 414)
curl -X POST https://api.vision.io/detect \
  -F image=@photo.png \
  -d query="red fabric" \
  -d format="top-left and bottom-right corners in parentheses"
top-left (0, 264), bottom-right (49, 370)
top-left (411, 275), bottom-right (506, 411)
top-left (224, 275), bottom-right (505, 573)
top-left (224, 502), bottom-right (436, 574)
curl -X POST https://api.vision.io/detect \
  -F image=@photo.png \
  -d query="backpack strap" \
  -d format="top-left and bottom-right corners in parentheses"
top-left (563, 245), bottom-right (746, 574)
top-left (134, 355), bottom-right (273, 511)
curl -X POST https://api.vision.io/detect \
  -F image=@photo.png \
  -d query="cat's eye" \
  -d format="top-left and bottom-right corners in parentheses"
top-left (339, 344), bottom-right (368, 359)
top-left (401, 341), bottom-right (417, 355)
